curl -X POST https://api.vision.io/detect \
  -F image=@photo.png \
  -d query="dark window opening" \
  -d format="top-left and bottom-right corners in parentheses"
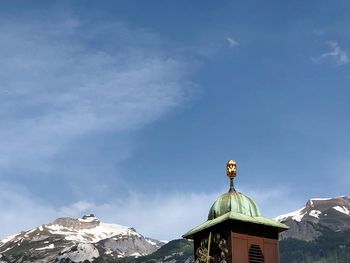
top-left (249, 244), bottom-right (264, 263)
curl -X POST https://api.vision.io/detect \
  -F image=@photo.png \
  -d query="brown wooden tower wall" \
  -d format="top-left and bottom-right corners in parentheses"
top-left (183, 160), bottom-right (288, 263)
top-left (192, 220), bottom-right (280, 263)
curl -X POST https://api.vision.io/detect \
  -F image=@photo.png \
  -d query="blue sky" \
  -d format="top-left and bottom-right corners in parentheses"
top-left (1, 0), bottom-right (350, 240)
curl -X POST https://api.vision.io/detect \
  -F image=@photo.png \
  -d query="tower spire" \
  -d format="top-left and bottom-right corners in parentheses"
top-left (226, 160), bottom-right (237, 192)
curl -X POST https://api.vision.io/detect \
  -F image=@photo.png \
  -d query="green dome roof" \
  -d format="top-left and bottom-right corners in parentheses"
top-left (208, 191), bottom-right (261, 220)
top-left (182, 160), bottom-right (289, 240)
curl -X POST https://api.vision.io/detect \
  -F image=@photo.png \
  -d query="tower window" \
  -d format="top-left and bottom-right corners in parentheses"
top-left (249, 244), bottom-right (264, 263)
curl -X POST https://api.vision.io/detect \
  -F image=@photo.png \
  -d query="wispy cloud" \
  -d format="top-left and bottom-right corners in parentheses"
top-left (226, 37), bottom-right (239, 48)
top-left (312, 29), bottom-right (325, 37)
top-left (0, 17), bottom-right (194, 192)
top-left (0, 183), bottom-right (57, 238)
top-left (0, 184), bottom-right (301, 240)
top-left (0, 15), bottom-right (198, 234)
top-left (313, 41), bottom-right (350, 66)
top-left (240, 185), bottom-right (305, 218)
top-left (59, 191), bottom-right (221, 241)
top-left (60, 186), bottom-right (305, 240)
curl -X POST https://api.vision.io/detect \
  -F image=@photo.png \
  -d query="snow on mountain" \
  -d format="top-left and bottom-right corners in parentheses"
top-left (309, 209), bottom-right (322, 219)
top-left (35, 244), bottom-right (55, 251)
top-left (0, 214), bottom-right (165, 263)
top-left (275, 196), bottom-right (350, 241)
top-left (275, 196), bottom-right (350, 223)
top-left (46, 216), bottom-right (141, 243)
top-left (78, 214), bottom-right (99, 223)
top-left (274, 208), bottom-right (306, 222)
top-left (57, 243), bottom-right (100, 262)
top-left (333, 205), bottom-right (350, 215)
top-left (0, 234), bottom-right (20, 245)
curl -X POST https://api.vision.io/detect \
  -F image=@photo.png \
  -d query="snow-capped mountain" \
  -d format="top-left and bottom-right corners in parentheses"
top-left (0, 214), bottom-right (164, 263)
top-left (275, 196), bottom-right (350, 241)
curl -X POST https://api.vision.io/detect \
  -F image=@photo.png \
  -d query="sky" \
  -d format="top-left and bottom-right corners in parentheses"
top-left (0, 0), bottom-right (350, 240)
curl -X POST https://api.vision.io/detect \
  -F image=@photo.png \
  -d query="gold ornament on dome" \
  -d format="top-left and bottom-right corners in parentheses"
top-left (226, 160), bottom-right (237, 179)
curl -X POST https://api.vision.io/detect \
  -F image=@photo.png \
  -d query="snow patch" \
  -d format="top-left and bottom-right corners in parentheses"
top-left (311, 197), bottom-right (333, 201)
top-left (131, 252), bottom-right (141, 258)
top-left (309, 210), bottom-right (322, 219)
top-left (78, 214), bottom-right (99, 223)
top-left (1, 234), bottom-right (19, 245)
top-left (58, 243), bottom-right (99, 262)
top-left (24, 228), bottom-right (36, 237)
top-left (274, 207), bottom-right (306, 222)
top-left (30, 235), bottom-right (49, 242)
top-left (35, 244), bottom-right (55, 250)
top-left (1, 247), bottom-right (13, 253)
top-left (105, 248), bottom-right (113, 255)
top-left (47, 222), bottom-right (140, 243)
top-left (145, 238), bottom-right (156, 246)
top-left (333, 206), bottom-right (350, 215)
top-left (310, 196), bottom-right (346, 206)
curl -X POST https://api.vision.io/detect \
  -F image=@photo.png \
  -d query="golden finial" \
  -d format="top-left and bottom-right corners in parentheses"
top-left (226, 160), bottom-right (237, 179)
top-left (226, 160), bottom-right (237, 192)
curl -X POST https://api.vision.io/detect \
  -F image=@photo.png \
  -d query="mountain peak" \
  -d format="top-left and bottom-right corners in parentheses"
top-left (308, 196), bottom-right (348, 207)
top-left (275, 196), bottom-right (350, 223)
top-left (78, 213), bottom-right (99, 223)
top-left (275, 195), bottom-right (350, 241)
top-left (0, 215), bottom-right (165, 262)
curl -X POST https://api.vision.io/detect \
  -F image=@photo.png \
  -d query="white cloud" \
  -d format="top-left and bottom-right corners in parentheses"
top-left (0, 16), bottom-right (306, 243)
top-left (91, 187), bottom-right (302, 240)
top-left (0, 184), bottom-right (221, 240)
top-left (0, 16), bottom-right (198, 238)
top-left (239, 186), bottom-right (305, 218)
top-left (313, 41), bottom-right (350, 66)
top-left (0, 18), bottom-right (194, 181)
top-left (58, 191), bottom-right (221, 241)
top-left (226, 37), bottom-right (239, 48)
top-left (0, 184), bottom-right (302, 241)
top-left (0, 183), bottom-right (57, 238)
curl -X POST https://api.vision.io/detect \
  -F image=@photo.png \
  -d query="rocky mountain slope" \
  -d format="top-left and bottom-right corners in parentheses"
top-left (128, 196), bottom-right (350, 263)
top-left (1, 196), bottom-right (350, 263)
top-left (115, 239), bottom-right (194, 263)
top-left (275, 196), bottom-right (350, 241)
top-left (0, 214), bottom-right (164, 263)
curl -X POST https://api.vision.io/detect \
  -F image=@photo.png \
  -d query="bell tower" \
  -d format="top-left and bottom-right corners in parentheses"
top-left (182, 160), bottom-right (288, 263)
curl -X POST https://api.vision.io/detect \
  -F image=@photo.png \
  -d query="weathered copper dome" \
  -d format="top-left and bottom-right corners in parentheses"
top-left (182, 160), bottom-right (288, 239)
top-left (208, 191), bottom-right (261, 220)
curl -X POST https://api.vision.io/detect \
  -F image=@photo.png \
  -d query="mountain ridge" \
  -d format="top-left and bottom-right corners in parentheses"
top-left (2, 196), bottom-right (350, 262)
top-left (275, 196), bottom-right (350, 241)
top-left (0, 214), bottom-right (164, 263)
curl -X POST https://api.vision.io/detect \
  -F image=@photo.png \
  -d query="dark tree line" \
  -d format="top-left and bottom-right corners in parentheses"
top-left (280, 229), bottom-right (350, 263)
